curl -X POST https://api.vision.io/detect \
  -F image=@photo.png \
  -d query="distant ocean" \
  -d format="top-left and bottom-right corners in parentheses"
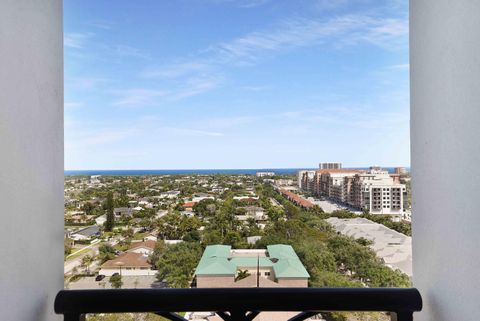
top-left (64, 167), bottom-right (407, 176)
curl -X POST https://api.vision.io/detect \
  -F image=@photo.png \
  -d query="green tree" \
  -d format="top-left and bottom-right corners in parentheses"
top-left (149, 240), bottom-right (167, 269)
top-left (82, 202), bottom-right (95, 216)
top-left (98, 244), bottom-right (116, 263)
top-left (156, 242), bottom-right (202, 288)
top-left (81, 255), bottom-right (94, 274)
top-left (64, 238), bottom-right (73, 257)
top-left (109, 274), bottom-right (123, 289)
top-left (105, 192), bottom-right (115, 232)
top-left (235, 269), bottom-right (251, 281)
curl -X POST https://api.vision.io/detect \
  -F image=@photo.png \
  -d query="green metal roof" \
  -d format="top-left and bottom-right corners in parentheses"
top-left (230, 257), bottom-right (274, 268)
top-left (267, 244), bottom-right (299, 259)
top-left (267, 245), bottom-right (310, 278)
top-left (195, 244), bottom-right (310, 279)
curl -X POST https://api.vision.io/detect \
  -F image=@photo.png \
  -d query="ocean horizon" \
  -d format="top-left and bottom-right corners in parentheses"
top-left (64, 167), bottom-right (408, 176)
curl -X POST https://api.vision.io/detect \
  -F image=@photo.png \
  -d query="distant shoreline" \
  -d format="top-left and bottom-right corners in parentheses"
top-left (64, 167), bottom-right (408, 176)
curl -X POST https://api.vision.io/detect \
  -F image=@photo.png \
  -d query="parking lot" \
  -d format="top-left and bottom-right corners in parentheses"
top-left (66, 275), bottom-right (164, 290)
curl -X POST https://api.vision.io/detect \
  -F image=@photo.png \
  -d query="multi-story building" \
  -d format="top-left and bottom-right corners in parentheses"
top-left (297, 170), bottom-right (316, 191)
top-left (256, 171), bottom-right (275, 177)
top-left (394, 167), bottom-right (408, 175)
top-left (313, 169), bottom-right (365, 201)
top-left (319, 162), bottom-right (342, 170)
top-left (350, 169), bottom-right (407, 218)
top-left (311, 168), bottom-right (407, 218)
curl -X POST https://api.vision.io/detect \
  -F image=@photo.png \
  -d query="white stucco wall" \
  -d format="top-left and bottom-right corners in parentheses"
top-left (0, 1), bottom-right (63, 321)
top-left (99, 268), bottom-right (156, 277)
top-left (410, 1), bottom-right (480, 320)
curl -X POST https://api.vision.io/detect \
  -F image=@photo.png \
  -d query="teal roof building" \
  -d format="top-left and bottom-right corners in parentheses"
top-left (195, 244), bottom-right (309, 288)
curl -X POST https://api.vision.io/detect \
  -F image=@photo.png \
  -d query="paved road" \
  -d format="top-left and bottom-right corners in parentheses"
top-left (64, 237), bottom-right (122, 275)
top-left (64, 244), bottom-right (100, 275)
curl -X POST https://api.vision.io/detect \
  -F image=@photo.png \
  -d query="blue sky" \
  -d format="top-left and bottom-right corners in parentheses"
top-left (64, 0), bottom-right (409, 170)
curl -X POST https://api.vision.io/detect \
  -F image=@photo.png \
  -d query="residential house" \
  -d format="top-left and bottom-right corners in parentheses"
top-left (114, 207), bottom-right (133, 218)
top-left (69, 226), bottom-right (100, 241)
top-left (99, 252), bottom-right (154, 276)
top-left (95, 215), bottom-right (106, 226)
top-left (127, 240), bottom-right (156, 256)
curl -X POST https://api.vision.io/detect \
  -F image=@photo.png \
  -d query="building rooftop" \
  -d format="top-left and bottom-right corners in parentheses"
top-left (279, 189), bottom-right (314, 209)
top-left (326, 217), bottom-right (412, 277)
top-left (72, 225), bottom-right (100, 237)
top-left (100, 252), bottom-right (151, 269)
top-left (195, 244), bottom-right (309, 278)
top-left (128, 240), bottom-right (156, 251)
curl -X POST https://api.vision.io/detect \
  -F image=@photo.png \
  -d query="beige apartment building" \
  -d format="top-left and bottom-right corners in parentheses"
top-left (351, 170), bottom-right (407, 217)
top-left (304, 167), bottom-right (407, 218)
top-left (298, 170), bottom-right (316, 191)
top-left (311, 169), bottom-right (365, 199)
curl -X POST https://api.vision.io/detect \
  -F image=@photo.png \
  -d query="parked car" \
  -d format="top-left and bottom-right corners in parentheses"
top-left (95, 274), bottom-right (105, 281)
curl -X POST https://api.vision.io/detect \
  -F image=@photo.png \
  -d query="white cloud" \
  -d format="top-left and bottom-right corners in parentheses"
top-left (141, 62), bottom-right (210, 79)
top-left (112, 89), bottom-right (168, 107)
top-left (65, 77), bottom-right (111, 90)
top-left (210, 15), bottom-right (408, 64)
top-left (84, 20), bottom-right (115, 30)
top-left (113, 45), bottom-right (150, 59)
top-left (64, 33), bottom-right (92, 49)
top-left (164, 127), bottom-right (224, 137)
top-left (172, 75), bottom-right (224, 100)
top-left (388, 63), bottom-right (409, 70)
top-left (65, 102), bottom-right (84, 109)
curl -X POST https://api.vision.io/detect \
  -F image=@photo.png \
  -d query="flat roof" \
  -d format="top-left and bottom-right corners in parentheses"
top-left (326, 217), bottom-right (412, 277)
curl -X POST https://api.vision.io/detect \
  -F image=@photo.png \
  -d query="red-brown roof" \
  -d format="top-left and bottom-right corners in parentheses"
top-left (128, 240), bottom-right (156, 251)
top-left (315, 169), bottom-right (366, 174)
top-left (100, 252), bottom-right (151, 269)
top-left (279, 189), bottom-right (314, 209)
top-left (183, 201), bottom-right (197, 208)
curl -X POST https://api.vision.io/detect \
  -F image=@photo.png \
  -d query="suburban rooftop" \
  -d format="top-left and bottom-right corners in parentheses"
top-left (195, 244), bottom-right (310, 279)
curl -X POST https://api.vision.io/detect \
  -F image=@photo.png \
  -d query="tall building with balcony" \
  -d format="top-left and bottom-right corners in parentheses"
top-left (312, 169), bottom-right (365, 200)
top-left (351, 170), bottom-right (407, 218)
top-left (312, 168), bottom-right (406, 218)
top-left (298, 170), bottom-right (316, 191)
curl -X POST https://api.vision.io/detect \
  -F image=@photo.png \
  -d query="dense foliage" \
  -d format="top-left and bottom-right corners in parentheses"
top-left (155, 242), bottom-right (203, 288)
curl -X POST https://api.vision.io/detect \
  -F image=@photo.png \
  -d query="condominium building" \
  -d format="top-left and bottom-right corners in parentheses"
top-left (312, 169), bottom-right (365, 200)
top-left (194, 244), bottom-right (309, 288)
top-left (351, 170), bottom-right (407, 217)
top-left (297, 170), bottom-right (316, 191)
top-left (312, 168), bottom-right (407, 218)
top-left (319, 162), bottom-right (342, 170)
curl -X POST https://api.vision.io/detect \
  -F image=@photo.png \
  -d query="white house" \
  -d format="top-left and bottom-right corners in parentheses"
top-left (127, 240), bottom-right (156, 256)
top-left (69, 226), bottom-right (100, 241)
top-left (95, 215), bottom-right (106, 226)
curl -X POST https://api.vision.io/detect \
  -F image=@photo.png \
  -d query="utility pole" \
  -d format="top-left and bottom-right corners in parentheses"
top-left (256, 255), bottom-right (259, 288)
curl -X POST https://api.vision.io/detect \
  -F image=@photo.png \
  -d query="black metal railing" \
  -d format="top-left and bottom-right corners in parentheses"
top-left (55, 288), bottom-right (422, 321)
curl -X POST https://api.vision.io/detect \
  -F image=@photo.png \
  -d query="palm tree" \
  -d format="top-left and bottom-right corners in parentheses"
top-left (81, 255), bottom-right (94, 274)
top-left (235, 269), bottom-right (251, 282)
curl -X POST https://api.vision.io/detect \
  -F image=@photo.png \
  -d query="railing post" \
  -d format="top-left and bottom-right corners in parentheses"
top-left (64, 313), bottom-right (86, 321)
top-left (390, 311), bottom-right (413, 321)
